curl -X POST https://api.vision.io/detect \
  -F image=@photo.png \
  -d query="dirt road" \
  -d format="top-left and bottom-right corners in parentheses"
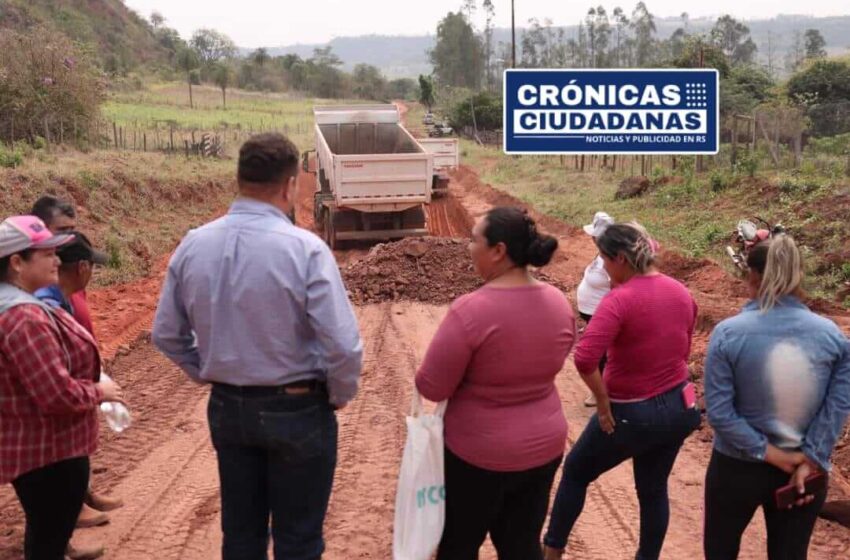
top-left (1, 162), bottom-right (849, 559)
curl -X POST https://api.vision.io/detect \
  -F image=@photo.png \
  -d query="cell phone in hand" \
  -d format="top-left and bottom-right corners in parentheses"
top-left (775, 472), bottom-right (827, 509)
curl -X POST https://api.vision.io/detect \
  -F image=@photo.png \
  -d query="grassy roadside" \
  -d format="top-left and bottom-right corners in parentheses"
top-left (0, 148), bottom-right (235, 286)
top-left (458, 139), bottom-right (850, 303)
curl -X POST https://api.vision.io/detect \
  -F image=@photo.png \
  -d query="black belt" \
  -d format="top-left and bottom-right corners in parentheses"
top-left (212, 379), bottom-right (327, 397)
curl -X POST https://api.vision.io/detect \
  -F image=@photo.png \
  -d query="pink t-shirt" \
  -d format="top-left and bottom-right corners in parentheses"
top-left (574, 274), bottom-right (697, 401)
top-left (416, 283), bottom-right (576, 472)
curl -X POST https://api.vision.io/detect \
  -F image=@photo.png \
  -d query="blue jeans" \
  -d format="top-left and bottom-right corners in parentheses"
top-left (544, 382), bottom-right (700, 560)
top-left (208, 384), bottom-right (338, 560)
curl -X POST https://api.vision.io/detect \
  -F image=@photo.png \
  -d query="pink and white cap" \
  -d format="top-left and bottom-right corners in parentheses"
top-left (0, 216), bottom-right (74, 259)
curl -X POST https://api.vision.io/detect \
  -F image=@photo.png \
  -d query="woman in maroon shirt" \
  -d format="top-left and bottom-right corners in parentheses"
top-left (416, 207), bottom-right (576, 560)
top-left (0, 216), bottom-right (122, 560)
top-left (543, 223), bottom-right (701, 560)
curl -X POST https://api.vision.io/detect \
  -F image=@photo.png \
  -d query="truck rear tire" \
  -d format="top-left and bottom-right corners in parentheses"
top-left (323, 208), bottom-right (337, 250)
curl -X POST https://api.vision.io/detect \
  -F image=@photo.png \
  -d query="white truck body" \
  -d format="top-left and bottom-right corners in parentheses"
top-left (314, 105), bottom-right (432, 213)
top-left (311, 105), bottom-right (433, 246)
top-left (417, 138), bottom-right (460, 172)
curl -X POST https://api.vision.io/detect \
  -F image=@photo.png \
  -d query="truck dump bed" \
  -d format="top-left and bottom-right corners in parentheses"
top-left (314, 105), bottom-right (432, 212)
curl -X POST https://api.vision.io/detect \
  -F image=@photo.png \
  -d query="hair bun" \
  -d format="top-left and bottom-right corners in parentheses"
top-left (526, 235), bottom-right (558, 267)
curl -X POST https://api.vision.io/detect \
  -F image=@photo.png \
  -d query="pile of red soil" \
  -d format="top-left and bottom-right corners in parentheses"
top-left (342, 236), bottom-right (569, 305)
top-left (343, 237), bottom-right (481, 305)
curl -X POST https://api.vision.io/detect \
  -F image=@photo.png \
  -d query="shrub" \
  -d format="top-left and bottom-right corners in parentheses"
top-left (0, 26), bottom-right (105, 145)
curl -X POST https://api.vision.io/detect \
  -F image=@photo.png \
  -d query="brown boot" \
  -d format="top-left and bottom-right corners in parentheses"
top-left (76, 503), bottom-right (109, 528)
top-left (66, 543), bottom-right (105, 560)
top-left (85, 489), bottom-right (124, 512)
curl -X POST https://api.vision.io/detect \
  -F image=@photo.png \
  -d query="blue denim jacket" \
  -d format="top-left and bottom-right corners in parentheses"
top-left (705, 296), bottom-right (850, 471)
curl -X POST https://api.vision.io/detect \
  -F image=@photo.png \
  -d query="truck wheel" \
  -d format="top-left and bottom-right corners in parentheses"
top-left (314, 194), bottom-right (324, 227)
top-left (323, 208), bottom-right (337, 250)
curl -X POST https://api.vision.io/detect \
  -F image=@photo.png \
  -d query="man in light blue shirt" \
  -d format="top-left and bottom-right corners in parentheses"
top-left (153, 133), bottom-right (362, 560)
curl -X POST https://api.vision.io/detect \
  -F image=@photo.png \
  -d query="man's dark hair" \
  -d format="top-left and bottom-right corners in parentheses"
top-left (238, 134), bottom-right (300, 186)
top-left (31, 195), bottom-right (76, 226)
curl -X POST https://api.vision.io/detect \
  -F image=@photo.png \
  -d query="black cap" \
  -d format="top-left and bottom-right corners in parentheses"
top-left (56, 232), bottom-right (109, 266)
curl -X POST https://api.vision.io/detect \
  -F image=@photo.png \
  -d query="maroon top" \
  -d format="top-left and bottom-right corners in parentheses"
top-left (416, 283), bottom-right (576, 472)
top-left (575, 274), bottom-right (697, 401)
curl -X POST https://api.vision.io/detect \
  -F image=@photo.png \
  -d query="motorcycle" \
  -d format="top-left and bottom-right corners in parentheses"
top-left (725, 217), bottom-right (785, 272)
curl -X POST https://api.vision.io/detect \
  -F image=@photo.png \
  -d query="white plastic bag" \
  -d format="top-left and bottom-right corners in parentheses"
top-left (393, 389), bottom-right (448, 560)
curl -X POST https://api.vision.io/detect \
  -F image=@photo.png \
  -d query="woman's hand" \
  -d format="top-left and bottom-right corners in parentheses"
top-left (765, 444), bottom-right (807, 474)
top-left (597, 397), bottom-right (615, 435)
top-left (97, 376), bottom-right (125, 404)
top-left (787, 459), bottom-right (821, 508)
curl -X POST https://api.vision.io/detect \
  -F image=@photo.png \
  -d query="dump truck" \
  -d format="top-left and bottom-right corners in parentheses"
top-left (418, 138), bottom-right (459, 197)
top-left (305, 104), bottom-right (434, 248)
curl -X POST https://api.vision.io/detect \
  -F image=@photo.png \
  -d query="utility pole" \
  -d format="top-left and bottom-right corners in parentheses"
top-left (511, 0), bottom-right (516, 68)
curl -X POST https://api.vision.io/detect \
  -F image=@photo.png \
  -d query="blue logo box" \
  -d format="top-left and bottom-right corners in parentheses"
top-left (503, 69), bottom-right (719, 155)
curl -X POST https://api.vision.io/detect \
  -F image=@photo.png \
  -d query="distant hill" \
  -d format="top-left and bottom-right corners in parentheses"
top-left (262, 14), bottom-right (850, 79)
top-left (0, 0), bottom-right (170, 71)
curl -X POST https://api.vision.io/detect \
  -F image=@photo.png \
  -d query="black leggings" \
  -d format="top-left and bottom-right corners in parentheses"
top-left (12, 457), bottom-right (90, 560)
top-left (704, 450), bottom-right (827, 560)
top-left (437, 448), bottom-right (561, 560)
top-left (579, 313), bottom-right (607, 373)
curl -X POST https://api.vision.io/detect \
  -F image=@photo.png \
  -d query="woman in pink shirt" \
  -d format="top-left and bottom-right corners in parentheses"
top-left (416, 207), bottom-right (576, 560)
top-left (543, 223), bottom-right (701, 560)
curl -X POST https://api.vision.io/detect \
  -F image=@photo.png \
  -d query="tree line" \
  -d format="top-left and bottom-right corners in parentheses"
top-left (148, 13), bottom-right (415, 108)
top-left (428, 1), bottom-right (848, 136)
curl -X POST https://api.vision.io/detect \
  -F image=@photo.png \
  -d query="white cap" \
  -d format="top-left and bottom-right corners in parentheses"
top-left (583, 212), bottom-right (615, 238)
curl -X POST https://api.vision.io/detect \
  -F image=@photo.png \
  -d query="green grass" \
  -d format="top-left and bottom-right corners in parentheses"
top-left (461, 140), bottom-right (850, 301)
top-left (103, 83), bottom-right (367, 151)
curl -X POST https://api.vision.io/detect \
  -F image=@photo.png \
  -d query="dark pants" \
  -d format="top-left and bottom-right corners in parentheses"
top-left (544, 382), bottom-right (700, 559)
top-left (208, 384), bottom-right (338, 560)
top-left (12, 456), bottom-right (90, 560)
top-left (437, 448), bottom-right (561, 560)
top-left (579, 313), bottom-right (607, 373)
top-left (704, 450), bottom-right (827, 560)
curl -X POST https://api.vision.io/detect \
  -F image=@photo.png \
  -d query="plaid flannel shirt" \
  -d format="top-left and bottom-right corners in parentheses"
top-left (0, 303), bottom-right (101, 483)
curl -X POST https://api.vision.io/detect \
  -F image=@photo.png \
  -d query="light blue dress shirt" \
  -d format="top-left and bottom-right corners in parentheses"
top-left (152, 198), bottom-right (363, 406)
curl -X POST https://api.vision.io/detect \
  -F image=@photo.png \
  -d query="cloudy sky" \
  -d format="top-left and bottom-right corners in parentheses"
top-left (125, 0), bottom-right (843, 47)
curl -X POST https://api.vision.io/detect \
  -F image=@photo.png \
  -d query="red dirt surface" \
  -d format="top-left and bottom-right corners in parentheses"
top-left (1, 109), bottom-right (849, 558)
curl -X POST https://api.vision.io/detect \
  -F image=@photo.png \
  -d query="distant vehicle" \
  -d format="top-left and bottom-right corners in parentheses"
top-left (419, 138), bottom-right (459, 198)
top-left (428, 123), bottom-right (454, 138)
top-left (422, 112), bottom-right (435, 125)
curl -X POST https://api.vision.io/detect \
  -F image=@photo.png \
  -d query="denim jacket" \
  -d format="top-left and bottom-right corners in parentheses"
top-left (704, 296), bottom-right (850, 471)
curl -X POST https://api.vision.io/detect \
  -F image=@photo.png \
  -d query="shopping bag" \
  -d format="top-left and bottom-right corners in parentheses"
top-left (392, 388), bottom-right (448, 560)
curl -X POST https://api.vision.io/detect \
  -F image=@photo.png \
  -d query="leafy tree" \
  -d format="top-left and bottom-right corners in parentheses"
top-left (672, 36), bottom-right (731, 78)
top-left (351, 64), bottom-right (387, 100)
top-left (449, 91), bottom-right (502, 131)
top-left (482, 0), bottom-right (496, 89)
top-left (253, 48), bottom-right (270, 68)
top-left (150, 11), bottom-right (165, 30)
top-left (190, 29), bottom-right (236, 65)
top-left (212, 62), bottom-right (233, 108)
top-left (388, 78), bottom-right (417, 100)
top-left (711, 15), bottom-right (757, 66)
top-left (804, 29), bottom-right (827, 60)
top-left (430, 12), bottom-right (484, 89)
top-left (176, 47), bottom-right (200, 108)
top-left (418, 74), bottom-right (435, 111)
top-left (630, 2), bottom-right (656, 67)
top-left (612, 7), bottom-right (630, 67)
top-left (0, 26), bottom-right (105, 144)
top-left (787, 59), bottom-right (850, 104)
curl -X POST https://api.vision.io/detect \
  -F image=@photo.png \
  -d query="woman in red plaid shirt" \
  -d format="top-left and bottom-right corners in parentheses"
top-left (0, 216), bottom-right (122, 560)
